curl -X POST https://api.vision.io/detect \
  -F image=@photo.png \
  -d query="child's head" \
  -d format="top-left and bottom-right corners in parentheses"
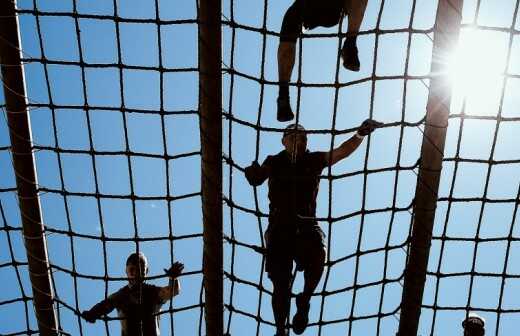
top-left (282, 123), bottom-right (307, 159)
top-left (126, 252), bottom-right (148, 285)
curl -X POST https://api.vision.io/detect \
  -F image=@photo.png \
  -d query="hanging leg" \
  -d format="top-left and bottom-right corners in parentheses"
top-left (292, 231), bottom-right (326, 335)
top-left (341, 0), bottom-right (368, 71)
top-left (266, 227), bottom-right (294, 335)
top-left (271, 276), bottom-right (292, 335)
top-left (277, 2), bottom-right (303, 122)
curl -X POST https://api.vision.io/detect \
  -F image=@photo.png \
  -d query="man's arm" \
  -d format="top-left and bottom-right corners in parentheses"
top-left (324, 135), bottom-right (363, 166)
top-left (158, 279), bottom-right (180, 302)
top-left (324, 119), bottom-right (382, 166)
top-left (244, 158), bottom-right (272, 186)
top-left (81, 296), bottom-right (117, 323)
top-left (159, 262), bottom-right (184, 301)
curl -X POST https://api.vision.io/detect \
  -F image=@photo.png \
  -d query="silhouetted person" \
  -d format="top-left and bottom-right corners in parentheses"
top-left (245, 119), bottom-right (381, 335)
top-left (277, 0), bottom-right (369, 121)
top-left (463, 313), bottom-right (485, 336)
top-left (81, 252), bottom-right (184, 336)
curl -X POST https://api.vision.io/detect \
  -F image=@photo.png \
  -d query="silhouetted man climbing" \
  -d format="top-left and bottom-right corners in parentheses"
top-left (277, 0), bottom-right (369, 122)
top-left (245, 119), bottom-right (381, 335)
top-left (462, 313), bottom-right (485, 336)
top-left (81, 252), bottom-right (184, 336)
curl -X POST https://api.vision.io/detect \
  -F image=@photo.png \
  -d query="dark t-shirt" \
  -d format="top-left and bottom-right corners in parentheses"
top-left (263, 150), bottom-right (327, 225)
top-left (90, 283), bottom-right (167, 336)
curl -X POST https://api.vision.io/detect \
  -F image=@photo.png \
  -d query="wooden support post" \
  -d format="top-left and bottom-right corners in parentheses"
top-left (199, 0), bottom-right (223, 335)
top-left (398, 0), bottom-right (464, 335)
top-left (0, 1), bottom-right (58, 335)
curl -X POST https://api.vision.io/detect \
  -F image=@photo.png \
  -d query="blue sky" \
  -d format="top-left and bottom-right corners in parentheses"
top-left (1, 0), bottom-right (520, 335)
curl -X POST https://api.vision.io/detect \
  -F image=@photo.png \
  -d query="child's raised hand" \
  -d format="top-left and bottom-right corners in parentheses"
top-left (164, 262), bottom-right (184, 279)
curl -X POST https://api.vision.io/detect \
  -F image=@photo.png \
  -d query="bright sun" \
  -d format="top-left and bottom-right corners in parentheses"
top-left (447, 29), bottom-right (508, 116)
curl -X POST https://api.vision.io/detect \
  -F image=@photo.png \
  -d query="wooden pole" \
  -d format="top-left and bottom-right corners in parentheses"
top-left (199, 0), bottom-right (223, 334)
top-left (0, 1), bottom-right (58, 335)
top-left (398, 0), bottom-right (463, 336)
top-left (398, 1), bottom-right (464, 334)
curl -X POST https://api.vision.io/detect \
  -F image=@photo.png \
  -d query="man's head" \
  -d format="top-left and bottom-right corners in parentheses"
top-left (462, 313), bottom-right (485, 336)
top-left (126, 252), bottom-right (148, 285)
top-left (282, 123), bottom-right (307, 160)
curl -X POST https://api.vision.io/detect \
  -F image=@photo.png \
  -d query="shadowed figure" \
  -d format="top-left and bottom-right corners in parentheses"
top-left (462, 313), bottom-right (485, 336)
top-left (81, 253), bottom-right (184, 336)
top-left (244, 119), bottom-right (381, 336)
top-left (277, 0), bottom-right (369, 122)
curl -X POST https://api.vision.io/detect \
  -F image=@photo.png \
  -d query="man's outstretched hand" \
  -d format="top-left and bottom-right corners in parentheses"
top-left (164, 262), bottom-right (184, 279)
top-left (81, 310), bottom-right (96, 323)
top-left (357, 119), bottom-right (383, 136)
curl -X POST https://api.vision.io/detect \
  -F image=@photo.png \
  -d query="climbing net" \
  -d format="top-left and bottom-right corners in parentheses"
top-left (0, 0), bottom-right (520, 335)
top-left (221, 0), bottom-right (520, 335)
top-left (1, 0), bottom-right (203, 335)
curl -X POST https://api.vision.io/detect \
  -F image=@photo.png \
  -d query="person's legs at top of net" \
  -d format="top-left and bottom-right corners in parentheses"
top-left (342, 0), bottom-right (368, 71)
top-left (277, 0), bottom-right (367, 121)
top-left (291, 226), bottom-right (326, 335)
top-left (277, 1), bottom-right (302, 122)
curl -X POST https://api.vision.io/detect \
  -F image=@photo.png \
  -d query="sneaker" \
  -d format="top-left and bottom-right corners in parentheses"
top-left (341, 42), bottom-right (360, 72)
top-left (292, 294), bottom-right (310, 335)
top-left (277, 96), bottom-right (294, 122)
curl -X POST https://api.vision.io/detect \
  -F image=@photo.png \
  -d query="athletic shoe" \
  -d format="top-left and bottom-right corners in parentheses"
top-left (277, 96), bottom-right (294, 122)
top-left (341, 43), bottom-right (360, 72)
top-left (292, 294), bottom-right (310, 335)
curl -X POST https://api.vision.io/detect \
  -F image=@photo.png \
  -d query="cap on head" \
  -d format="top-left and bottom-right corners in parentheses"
top-left (283, 123), bottom-right (306, 138)
top-left (462, 312), bottom-right (485, 329)
top-left (126, 252), bottom-right (148, 268)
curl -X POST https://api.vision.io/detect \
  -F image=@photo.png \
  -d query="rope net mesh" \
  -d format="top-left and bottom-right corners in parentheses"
top-left (0, 0), bottom-right (519, 335)
top-left (1, 0), bottom-right (203, 335)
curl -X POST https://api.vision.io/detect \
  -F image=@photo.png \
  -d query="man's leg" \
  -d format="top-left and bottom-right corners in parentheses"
top-left (277, 41), bottom-right (296, 122)
top-left (292, 238), bottom-right (326, 335)
top-left (272, 276), bottom-right (292, 335)
top-left (278, 41), bottom-right (296, 98)
top-left (266, 227), bottom-right (294, 335)
top-left (345, 0), bottom-right (368, 36)
top-left (301, 247), bottom-right (325, 301)
top-left (277, 2), bottom-right (302, 122)
top-left (341, 0), bottom-right (368, 71)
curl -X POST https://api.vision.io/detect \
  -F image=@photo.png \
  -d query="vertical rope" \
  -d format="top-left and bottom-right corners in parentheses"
top-left (0, 0), bottom-right (58, 334)
top-left (398, 1), bottom-right (464, 334)
top-left (199, 0), bottom-right (224, 335)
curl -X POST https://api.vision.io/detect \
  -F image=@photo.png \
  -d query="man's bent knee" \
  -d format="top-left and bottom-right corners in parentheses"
top-left (280, 2), bottom-right (302, 43)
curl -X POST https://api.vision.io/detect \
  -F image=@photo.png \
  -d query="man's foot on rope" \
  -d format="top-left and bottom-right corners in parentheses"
top-left (292, 294), bottom-right (310, 335)
top-left (341, 41), bottom-right (360, 72)
top-left (277, 96), bottom-right (294, 122)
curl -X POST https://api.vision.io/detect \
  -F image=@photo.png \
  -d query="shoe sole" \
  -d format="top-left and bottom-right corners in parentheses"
top-left (342, 60), bottom-right (360, 72)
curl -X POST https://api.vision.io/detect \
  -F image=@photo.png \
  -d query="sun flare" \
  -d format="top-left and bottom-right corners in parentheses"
top-left (447, 29), bottom-right (508, 116)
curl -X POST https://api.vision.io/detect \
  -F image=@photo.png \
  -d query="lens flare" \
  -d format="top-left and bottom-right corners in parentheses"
top-left (447, 29), bottom-right (508, 116)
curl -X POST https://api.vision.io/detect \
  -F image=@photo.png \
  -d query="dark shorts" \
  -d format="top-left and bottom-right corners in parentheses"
top-left (264, 222), bottom-right (326, 281)
top-left (280, 0), bottom-right (345, 42)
